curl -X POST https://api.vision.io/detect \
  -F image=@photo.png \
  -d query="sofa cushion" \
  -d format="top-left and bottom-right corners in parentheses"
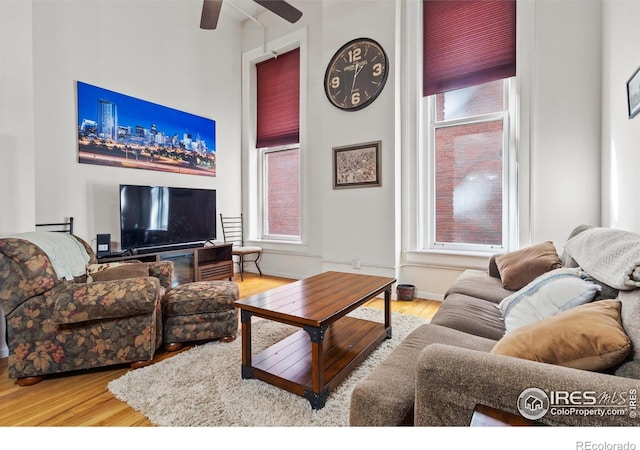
top-left (50, 277), bottom-right (161, 324)
top-left (445, 269), bottom-right (514, 304)
top-left (431, 293), bottom-right (506, 341)
top-left (614, 290), bottom-right (640, 379)
top-left (491, 300), bottom-right (632, 371)
top-left (349, 323), bottom-right (496, 426)
top-left (495, 241), bottom-right (562, 290)
top-left (162, 281), bottom-right (238, 316)
top-left (498, 268), bottom-right (601, 333)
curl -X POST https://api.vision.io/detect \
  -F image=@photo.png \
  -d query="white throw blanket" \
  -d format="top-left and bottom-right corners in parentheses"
top-left (14, 231), bottom-right (90, 280)
top-left (563, 227), bottom-right (640, 290)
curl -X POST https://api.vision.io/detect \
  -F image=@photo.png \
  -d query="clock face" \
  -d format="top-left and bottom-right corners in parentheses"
top-left (324, 38), bottom-right (389, 111)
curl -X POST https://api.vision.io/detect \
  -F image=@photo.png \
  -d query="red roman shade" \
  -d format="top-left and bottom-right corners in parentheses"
top-left (423, 0), bottom-right (516, 97)
top-left (256, 48), bottom-right (300, 148)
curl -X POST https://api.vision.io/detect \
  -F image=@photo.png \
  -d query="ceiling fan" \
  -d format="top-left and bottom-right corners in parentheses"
top-left (200, 0), bottom-right (303, 30)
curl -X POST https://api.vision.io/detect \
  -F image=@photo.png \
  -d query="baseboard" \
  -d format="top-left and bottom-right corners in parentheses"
top-left (245, 269), bottom-right (303, 281)
top-left (416, 289), bottom-right (444, 302)
top-left (252, 272), bottom-right (444, 303)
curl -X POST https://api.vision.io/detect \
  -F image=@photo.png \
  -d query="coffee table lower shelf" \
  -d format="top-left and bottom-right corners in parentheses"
top-left (242, 316), bottom-right (390, 409)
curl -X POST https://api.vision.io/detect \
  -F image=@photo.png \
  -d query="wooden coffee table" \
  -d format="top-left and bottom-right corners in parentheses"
top-left (235, 271), bottom-right (396, 409)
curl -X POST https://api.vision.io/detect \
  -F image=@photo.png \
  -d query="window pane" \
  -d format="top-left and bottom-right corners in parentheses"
top-left (436, 80), bottom-right (503, 121)
top-left (434, 120), bottom-right (503, 246)
top-left (265, 148), bottom-right (300, 237)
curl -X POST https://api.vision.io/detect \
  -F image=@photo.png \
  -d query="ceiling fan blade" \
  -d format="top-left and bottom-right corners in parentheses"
top-left (200, 0), bottom-right (223, 29)
top-left (253, 0), bottom-right (302, 23)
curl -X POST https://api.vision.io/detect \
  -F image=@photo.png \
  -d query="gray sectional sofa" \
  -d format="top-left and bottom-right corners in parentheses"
top-left (349, 225), bottom-right (640, 426)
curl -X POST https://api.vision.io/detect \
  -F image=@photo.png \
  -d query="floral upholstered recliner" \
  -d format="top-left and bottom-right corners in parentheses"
top-left (0, 232), bottom-right (173, 385)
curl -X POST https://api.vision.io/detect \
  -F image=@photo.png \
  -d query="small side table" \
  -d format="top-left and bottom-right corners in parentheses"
top-left (470, 404), bottom-right (544, 426)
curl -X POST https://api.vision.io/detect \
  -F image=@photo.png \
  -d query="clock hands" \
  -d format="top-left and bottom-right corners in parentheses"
top-left (351, 62), bottom-right (363, 92)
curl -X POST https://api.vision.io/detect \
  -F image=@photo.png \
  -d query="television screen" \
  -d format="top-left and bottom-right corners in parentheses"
top-left (120, 184), bottom-right (216, 251)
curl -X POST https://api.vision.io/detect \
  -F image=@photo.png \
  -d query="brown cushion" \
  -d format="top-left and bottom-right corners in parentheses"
top-left (431, 293), bottom-right (506, 341)
top-left (494, 241), bottom-right (562, 290)
top-left (491, 299), bottom-right (632, 371)
top-left (445, 269), bottom-right (514, 304)
top-left (90, 263), bottom-right (149, 282)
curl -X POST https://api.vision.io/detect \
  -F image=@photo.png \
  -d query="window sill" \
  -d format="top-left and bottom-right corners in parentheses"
top-left (247, 239), bottom-right (309, 255)
top-left (404, 249), bottom-right (492, 271)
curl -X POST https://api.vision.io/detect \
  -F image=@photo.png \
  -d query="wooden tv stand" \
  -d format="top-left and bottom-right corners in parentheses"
top-left (97, 243), bottom-right (234, 285)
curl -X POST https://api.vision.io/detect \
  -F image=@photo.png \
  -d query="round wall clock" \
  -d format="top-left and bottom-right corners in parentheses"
top-left (324, 37), bottom-right (389, 111)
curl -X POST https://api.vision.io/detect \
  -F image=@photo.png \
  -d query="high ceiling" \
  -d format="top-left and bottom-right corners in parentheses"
top-left (211, 0), bottom-right (304, 28)
top-left (222, 0), bottom-right (264, 22)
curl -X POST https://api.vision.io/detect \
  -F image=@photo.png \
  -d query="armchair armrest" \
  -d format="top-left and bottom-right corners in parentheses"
top-left (148, 261), bottom-right (174, 289)
top-left (50, 277), bottom-right (161, 324)
top-left (415, 344), bottom-right (639, 427)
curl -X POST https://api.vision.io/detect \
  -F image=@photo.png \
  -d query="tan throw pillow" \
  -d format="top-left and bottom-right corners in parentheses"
top-left (495, 241), bottom-right (562, 290)
top-left (491, 300), bottom-right (632, 371)
top-left (89, 263), bottom-right (149, 282)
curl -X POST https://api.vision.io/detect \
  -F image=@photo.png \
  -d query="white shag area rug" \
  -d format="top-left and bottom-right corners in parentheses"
top-left (108, 307), bottom-right (427, 427)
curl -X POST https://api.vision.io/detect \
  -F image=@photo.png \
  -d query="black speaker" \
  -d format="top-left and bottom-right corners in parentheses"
top-left (97, 234), bottom-right (111, 256)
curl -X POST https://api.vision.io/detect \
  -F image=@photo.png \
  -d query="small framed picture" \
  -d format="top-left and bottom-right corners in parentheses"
top-left (333, 141), bottom-right (381, 189)
top-left (627, 65), bottom-right (640, 119)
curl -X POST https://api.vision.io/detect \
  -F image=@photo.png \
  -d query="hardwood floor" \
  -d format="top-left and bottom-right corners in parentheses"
top-left (0, 273), bottom-right (440, 426)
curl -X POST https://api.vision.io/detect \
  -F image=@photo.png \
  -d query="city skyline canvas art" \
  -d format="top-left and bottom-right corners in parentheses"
top-left (77, 81), bottom-right (216, 176)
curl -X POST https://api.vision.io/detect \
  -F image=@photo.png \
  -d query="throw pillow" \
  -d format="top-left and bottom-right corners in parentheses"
top-left (91, 264), bottom-right (150, 282)
top-left (491, 300), bottom-right (632, 371)
top-left (495, 241), bottom-right (562, 290)
top-left (87, 262), bottom-right (128, 275)
top-left (86, 262), bottom-right (149, 282)
top-left (498, 268), bottom-right (601, 332)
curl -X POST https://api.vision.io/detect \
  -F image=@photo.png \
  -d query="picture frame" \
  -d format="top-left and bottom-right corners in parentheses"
top-left (627, 65), bottom-right (640, 119)
top-left (333, 141), bottom-right (381, 189)
top-left (76, 81), bottom-right (217, 176)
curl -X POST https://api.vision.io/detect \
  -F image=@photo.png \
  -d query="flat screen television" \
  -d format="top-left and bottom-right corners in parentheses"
top-left (120, 184), bottom-right (216, 252)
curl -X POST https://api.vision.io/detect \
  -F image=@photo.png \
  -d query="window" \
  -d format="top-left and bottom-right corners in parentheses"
top-left (421, 0), bottom-right (516, 254)
top-left (262, 146), bottom-right (300, 239)
top-left (256, 48), bottom-right (301, 241)
top-left (425, 79), bottom-right (513, 252)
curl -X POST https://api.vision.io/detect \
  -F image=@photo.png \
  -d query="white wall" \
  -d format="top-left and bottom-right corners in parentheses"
top-left (528, 0), bottom-right (602, 247)
top-left (319, 1), bottom-right (397, 278)
top-left (0, 0), bottom-right (37, 359)
top-left (0, 0), bottom-right (36, 236)
top-left (30, 0), bottom-right (244, 249)
top-left (601, 0), bottom-right (640, 231)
